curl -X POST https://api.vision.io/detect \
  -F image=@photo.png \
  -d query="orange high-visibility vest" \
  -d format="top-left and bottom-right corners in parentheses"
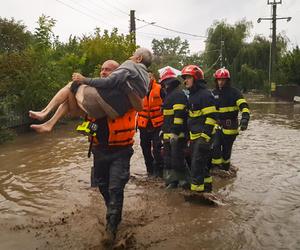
top-left (137, 81), bottom-right (163, 128)
top-left (90, 109), bottom-right (137, 146)
top-left (107, 109), bottom-right (137, 146)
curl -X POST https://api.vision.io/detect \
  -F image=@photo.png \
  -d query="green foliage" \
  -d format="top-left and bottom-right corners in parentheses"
top-left (80, 28), bottom-right (136, 76)
top-left (0, 15), bottom-right (136, 144)
top-left (151, 36), bottom-right (203, 73)
top-left (0, 17), bottom-right (33, 53)
top-left (34, 15), bottom-right (56, 50)
top-left (203, 20), bottom-right (289, 90)
top-left (279, 46), bottom-right (300, 85)
top-left (205, 20), bottom-right (252, 68)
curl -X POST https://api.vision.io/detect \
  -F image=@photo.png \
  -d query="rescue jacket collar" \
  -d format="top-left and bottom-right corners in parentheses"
top-left (189, 79), bottom-right (207, 94)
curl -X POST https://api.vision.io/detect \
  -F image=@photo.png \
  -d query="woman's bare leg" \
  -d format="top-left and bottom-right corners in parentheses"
top-left (29, 82), bottom-right (73, 121)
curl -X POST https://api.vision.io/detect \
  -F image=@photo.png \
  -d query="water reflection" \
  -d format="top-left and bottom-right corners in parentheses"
top-left (247, 94), bottom-right (300, 129)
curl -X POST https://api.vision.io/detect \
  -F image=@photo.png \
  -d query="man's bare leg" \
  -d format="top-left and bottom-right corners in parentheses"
top-left (29, 82), bottom-right (73, 121)
top-left (30, 101), bottom-right (69, 133)
top-left (30, 98), bottom-right (84, 133)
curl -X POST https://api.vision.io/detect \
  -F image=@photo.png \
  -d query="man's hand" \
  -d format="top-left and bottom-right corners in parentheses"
top-left (239, 118), bottom-right (249, 131)
top-left (72, 73), bottom-right (86, 82)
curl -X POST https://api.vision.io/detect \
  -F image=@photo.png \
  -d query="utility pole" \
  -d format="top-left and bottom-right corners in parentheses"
top-left (220, 40), bottom-right (224, 67)
top-left (129, 10), bottom-right (136, 45)
top-left (257, 0), bottom-right (291, 88)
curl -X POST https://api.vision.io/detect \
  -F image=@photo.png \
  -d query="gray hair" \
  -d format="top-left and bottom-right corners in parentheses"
top-left (134, 47), bottom-right (153, 68)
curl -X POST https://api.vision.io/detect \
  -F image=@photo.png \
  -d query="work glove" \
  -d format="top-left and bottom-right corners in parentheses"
top-left (239, 118), bottom-right (249, 131)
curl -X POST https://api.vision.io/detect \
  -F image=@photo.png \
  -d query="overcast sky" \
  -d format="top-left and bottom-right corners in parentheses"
top-left (1, 0), bottom-right (299, 53)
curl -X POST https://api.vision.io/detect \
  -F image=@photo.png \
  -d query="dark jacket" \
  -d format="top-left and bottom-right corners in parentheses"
top-left (83, 60), bottom-right (149, 116)
top-left (162, 86), bottom-right (188, 139)
top-left (212, 84), bottom-right (250, 131)
top-left (188, 80), bottom-right (218, 142)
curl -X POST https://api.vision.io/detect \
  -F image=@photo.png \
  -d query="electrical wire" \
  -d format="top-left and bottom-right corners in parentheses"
top-left (54, 0), bottom-right (112, 28)
top-left (135, 17), bottom-right (207, 38)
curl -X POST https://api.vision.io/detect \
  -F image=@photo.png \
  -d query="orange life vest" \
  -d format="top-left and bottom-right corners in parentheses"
top-left (90, 109), bottom-right (137, 147)
top-left (107, 109), bottom-right (137, 146)
top-left (137, 80), bottom-right (163, 128)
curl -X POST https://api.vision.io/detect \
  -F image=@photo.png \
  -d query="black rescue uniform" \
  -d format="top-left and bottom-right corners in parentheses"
top-left (91, 109), bottom-right (136, 237)
top-left (188, 80), bottom-right (218, 192)
top-left (211, 84), bottom-right (250, 170)
top-left (161, 81), bottom-right (188, 187)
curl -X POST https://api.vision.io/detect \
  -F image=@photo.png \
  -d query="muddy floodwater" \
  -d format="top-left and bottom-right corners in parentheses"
top-left (0, 94), bottom-right (300, 250)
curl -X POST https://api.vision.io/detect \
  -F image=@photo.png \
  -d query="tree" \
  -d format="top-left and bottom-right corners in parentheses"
top-left (0, 17), bottom-right (33, 53)
top-left (80, 28), bottom-right (136, 76)
top-left (205, 19), bottom-right (252, 69)
top-left (279, 46), bottom-right (300, 85)
top-left (151, 36), bottom-right (191, 70)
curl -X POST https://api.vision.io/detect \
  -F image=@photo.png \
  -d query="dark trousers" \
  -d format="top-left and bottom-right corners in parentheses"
top-left (211, 130), bottom-right (237, 170)
top-left (163, 138), bottom-right (187, 185)
top-left (139, 127), bottom-right (163, 175)
top-left (190, 139), bottom-right (211, 185)
top-left (92, 146), bottom-right (133, 233)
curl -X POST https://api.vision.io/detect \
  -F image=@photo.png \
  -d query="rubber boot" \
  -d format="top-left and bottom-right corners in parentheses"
top-left (101, 227), bottom-right (116, 248)
top-left (101, 214), bottom-right (118, 247)
top-left (204, 183), bottom-right (212, 193)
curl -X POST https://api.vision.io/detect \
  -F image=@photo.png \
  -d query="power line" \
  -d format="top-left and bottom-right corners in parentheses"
top-left (135, 16), bottom-right (207, 38)
top-left (88, 0), bottom-right (127, 19)
top-left (204, 56), bottom-right (221, 73)
top-left (99, 0), bottom-right (129, 16)
top-left (54, 0), bottom-right (112, 28)
top-left (70, 0), bottom-right (127, 30)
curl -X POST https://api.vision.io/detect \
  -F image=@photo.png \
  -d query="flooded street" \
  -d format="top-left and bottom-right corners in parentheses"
top-left (0, 94), bottom-right (300, 250)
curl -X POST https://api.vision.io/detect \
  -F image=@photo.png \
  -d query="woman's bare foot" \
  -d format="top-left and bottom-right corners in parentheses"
top-left (30, 124), bottom-right (53, 133)
top-left (29, 111), bottom-right (48, 121)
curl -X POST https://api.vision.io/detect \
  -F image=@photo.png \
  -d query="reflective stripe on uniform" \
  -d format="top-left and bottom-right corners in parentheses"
top-left (202, 106), bottom-right (217, 115)
top-left (191, 183), bottom-right (204, 192)
top-left (173, 104), bottom-right (186, 110)
top-left (174, 117), bottom-right (184, 124)
top-left (236, 98), bottom-right (246, 107)
top-left (242, 108), bottom-right (250, 113)
top-left (204, 176), bottom-right (212, 183)
top-left (163, 132), bottom-right (185, 140)
top-left (205, 117), bottom-right (217, 126)
top-left (219, 106), bottom-right (239, 113)
top-left (222, 128), bottom-right (239, 135)
top-left (212, 158), bottom-right (222, 165)
top-left (189, 110), bottom-right (202, 117)
top-left (190, 132), bottom-right (211, 141)
top-left (163, 109), bottom-right (174, 115)
top-left (189, 106), bottom-right (217, 118)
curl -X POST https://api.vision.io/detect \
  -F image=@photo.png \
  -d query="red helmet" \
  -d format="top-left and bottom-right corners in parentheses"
top-left (214, 68), bottom-right (230, 79)
top-left (181, 65), bottom-right (204, 80)
top-left (160, 68), bottom-right (177, 82)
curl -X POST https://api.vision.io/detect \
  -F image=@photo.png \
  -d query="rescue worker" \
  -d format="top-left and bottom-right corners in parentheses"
top-left (90, 60), bottom-right (119, 187)
top-left (91, 109), bottom-right (137, 246)
top-left (160, 67), bottom-right (188, 189)
top-left (137, 72), bottom-right (164, 177)
top-left (78, 60), bottom-right (136, 246)
top-left (181, 65), bottom-right (218, 192)
top-left (211, 68), bottom-right (250, 171)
